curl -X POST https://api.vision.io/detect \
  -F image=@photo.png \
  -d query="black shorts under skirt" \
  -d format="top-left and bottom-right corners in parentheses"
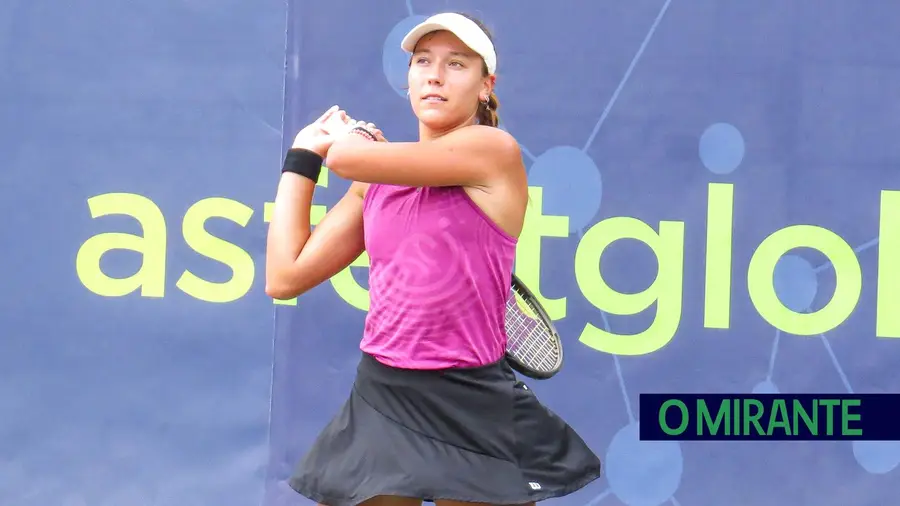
top-left (289, 353), bottom-right (602, 506)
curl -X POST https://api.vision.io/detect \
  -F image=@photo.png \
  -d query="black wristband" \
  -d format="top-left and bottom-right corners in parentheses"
top-left (281, 148), bottom-right (324, 182)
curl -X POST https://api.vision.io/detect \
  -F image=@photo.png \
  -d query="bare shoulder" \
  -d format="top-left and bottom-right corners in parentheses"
top-left (450, 126), bottom-right (521, 161)
top-left (457, 127), bottom-right (528, 237)
top-left (448, 125), bottom-right (525, 182)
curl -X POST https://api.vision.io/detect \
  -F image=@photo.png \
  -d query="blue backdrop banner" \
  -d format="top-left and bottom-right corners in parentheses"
top-left (2, 1), bottom-right (896, 505)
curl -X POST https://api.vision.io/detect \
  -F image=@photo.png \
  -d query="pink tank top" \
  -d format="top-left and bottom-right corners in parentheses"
top-left (359, 184), bottom-right (518, 369)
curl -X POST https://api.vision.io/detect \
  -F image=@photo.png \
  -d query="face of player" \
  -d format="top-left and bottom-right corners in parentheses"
top-left (408, 30), bottom-right (493, 136)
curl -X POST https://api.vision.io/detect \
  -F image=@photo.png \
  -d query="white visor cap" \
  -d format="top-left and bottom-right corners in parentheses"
top-left (400, 13), bottom-right (497, 75)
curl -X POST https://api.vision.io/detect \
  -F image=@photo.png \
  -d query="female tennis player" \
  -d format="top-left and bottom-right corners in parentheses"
top-left (265, 12), bottom-right (602, 506)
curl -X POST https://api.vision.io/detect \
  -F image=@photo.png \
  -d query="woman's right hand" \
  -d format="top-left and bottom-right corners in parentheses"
top-left (291, 105), bottom-right (346, 156)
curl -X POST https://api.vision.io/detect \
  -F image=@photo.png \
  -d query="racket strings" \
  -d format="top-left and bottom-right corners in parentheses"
top-left (505, 288), bottom-right (560, 373)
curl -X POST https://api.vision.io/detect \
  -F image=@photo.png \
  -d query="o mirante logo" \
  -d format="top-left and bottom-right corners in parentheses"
top-left (638, 393), bottom-right (900, 441)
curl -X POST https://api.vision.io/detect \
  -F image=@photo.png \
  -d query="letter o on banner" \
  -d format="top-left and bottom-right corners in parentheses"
top-left (748, 225), bottom-right (862, 335)
top-left (659, 399), bottom-right (689, 435)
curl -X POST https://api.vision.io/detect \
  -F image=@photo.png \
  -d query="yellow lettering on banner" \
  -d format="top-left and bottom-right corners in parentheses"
top-left (876, 190), bottom-right (900, 338)
top-left (76, 193), bottom-right (167, 297)
top-left (747, 226), bottom-right (861, 335)
top-left (176, 198), bottom-right (255, 303)
top-left (514, 186), bottom-right (569, 320)
top-left (574, 216), bottom-right (685, 356)
top-left (72, 180), bottom-right (900, 354)
top-left (704, 183), bottom-right (735, 329)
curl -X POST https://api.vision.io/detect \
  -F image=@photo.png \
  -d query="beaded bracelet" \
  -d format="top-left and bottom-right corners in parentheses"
top-left (349, 126), bottom-right (377, 142)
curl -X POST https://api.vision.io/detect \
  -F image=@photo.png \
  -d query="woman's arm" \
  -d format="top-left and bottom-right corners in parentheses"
top-left (324, 124), bottom-right (522, 188)
top-left (265, 174), bottom-right (367, 300)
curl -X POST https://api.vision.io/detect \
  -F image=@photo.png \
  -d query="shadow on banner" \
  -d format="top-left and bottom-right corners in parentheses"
top-left (264, 1), bottom-right (900, 505)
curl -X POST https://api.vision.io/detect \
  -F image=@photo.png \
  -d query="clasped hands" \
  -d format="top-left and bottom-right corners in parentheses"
top-left (291, 105), bottom-right (386, 158)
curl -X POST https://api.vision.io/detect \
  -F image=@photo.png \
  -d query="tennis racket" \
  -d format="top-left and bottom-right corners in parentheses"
top-left (504, 273), bottom-right (564, 379)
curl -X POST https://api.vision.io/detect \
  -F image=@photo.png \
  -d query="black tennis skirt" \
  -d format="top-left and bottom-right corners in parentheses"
top-left (288, 352), bottom-right (603, 506)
